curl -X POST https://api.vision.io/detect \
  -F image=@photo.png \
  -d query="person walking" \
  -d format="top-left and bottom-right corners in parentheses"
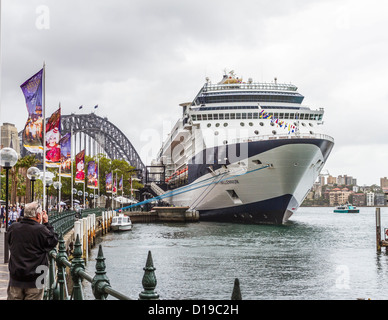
top-left (8, 207), bottom-right (19, 226)
top-left (6, 201), bottom-right (58, 300)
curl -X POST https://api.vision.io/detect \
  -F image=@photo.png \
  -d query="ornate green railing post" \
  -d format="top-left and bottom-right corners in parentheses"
top-left (231, 278), bottom-right (242, 300)
top-left (139, 251), bottom-right (159, 300)
top-left (92, 245), bottom-right (111, 300)
top-left (43, 248), bottom-right (57, 300)
top-left (70, 234), bottom-right (85, 300)
top-left (55, 233), bottom-right (69, 300)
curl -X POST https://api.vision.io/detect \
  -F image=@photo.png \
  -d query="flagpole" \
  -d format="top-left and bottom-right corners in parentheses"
top-left (71, 127), bottom-right (74, 209)
top-left (42, 62), bottom-right (46, 211)
top-left (121, 174), bottom-right (123, 210)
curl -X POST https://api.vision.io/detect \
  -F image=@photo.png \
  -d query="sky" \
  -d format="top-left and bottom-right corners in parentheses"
top-left (0, 0), bottom-right (388, 186)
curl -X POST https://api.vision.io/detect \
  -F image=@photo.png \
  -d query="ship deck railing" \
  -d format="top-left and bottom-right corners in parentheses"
top-left (231, 133), bottom-right (334, 144)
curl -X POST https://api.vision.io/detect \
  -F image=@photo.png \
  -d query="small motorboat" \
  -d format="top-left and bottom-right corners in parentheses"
top-left (111, 214), bottom-right (132, 231)
top-left (333, 203), bottom-right (359, 213)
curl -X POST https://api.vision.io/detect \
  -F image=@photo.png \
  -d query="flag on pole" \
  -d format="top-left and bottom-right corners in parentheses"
top-left (59, 132), bottom-right (71, 177)
top-left (87, 161), bottom-right (98, 189)
top-left (106, 172), bottom-right (113, 193)
top-left (45, 107), bottom-right (61, 167)
top-left (119, 176), bottom-right (123, 192)
top-left (75, 150), bottom-right (85, 183)
top-left (21, 69), bottom-right (44, 153)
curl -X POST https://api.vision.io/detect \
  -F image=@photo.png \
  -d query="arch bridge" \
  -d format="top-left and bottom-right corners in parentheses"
top-left (19, 113), bottom-right (146, 176)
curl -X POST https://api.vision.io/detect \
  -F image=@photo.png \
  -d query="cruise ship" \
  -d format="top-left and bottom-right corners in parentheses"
top-left (150, 71), bottom-right (334, 224)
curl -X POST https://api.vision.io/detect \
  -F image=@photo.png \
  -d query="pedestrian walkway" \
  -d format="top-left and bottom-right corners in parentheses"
top-left (0, 227), bottom-right (9, 300)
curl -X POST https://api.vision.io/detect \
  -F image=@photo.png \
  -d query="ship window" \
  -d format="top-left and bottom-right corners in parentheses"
top-left (247, 113), bottom-right (253, 119)
top-left (284, 113), bottom-right (289, 119)
top-left (260, 122), bottom-right (264, 126)
top-left (215, 123), bottom-right (220, 127)
top-left (270, 122), bottom-right (275, 126)
top-left (289, 113), bottom-right (295, 119)
top-left (192, 115), bottom-right (197, 121)
top-left (249, 122), bottom-right (254, 126)
top-left (224, 113), bottom-right (230, 120)
top-left (300, 113), bottom-right (305, 120)
top-left (230, 113), bottom-right (236, 119)
top-left (309, 123), bottom-right (314, 127)
top-left (223, 123), bottom-right (228, 127)
top-left (309, 114), bottom-right (315, 120)
top-left (272, 130), bottom-right (277, 135)
top-left (202, 114), bottom-right (207, 120)
top-left (236, 113), bottom-right (241, 119)
top-left (214, 131), bottom-right (219, 135)
top-left (279, 113), bottom-right (284, 119)
top-left (310, 131), bottom-right (314, 135)
top-left (197, 115), bottom-right (202, 120)
top-left (207, 123), bottom-right (211, 128)
top-left (240, 122), bottom-right (245, 126)
top-left (213, 114), bottom-right (218, 120)
top-left (318, 114), bottom-right (323, 121)
top-left (219, 114), bottom-right (224, 120)
top-left (242, 113), bottom-right (247, 119)
top-left (253, 113), bottom-right (258, 119)
top-left (274, 113), bottom-right (279, 119)
top-left (301, 122), bottom-right (306, 126)
top-left (208, 114), bottom-right (213, 120)
top-left (254, 130), bottom-right (259, 135)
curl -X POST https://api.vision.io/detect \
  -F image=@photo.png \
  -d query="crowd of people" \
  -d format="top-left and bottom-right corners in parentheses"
top-left (0, 205), bottom-right (25, 228)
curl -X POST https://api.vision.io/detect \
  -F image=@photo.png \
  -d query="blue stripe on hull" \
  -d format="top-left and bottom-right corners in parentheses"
top-left (198, 194), bottom-right (293, 225)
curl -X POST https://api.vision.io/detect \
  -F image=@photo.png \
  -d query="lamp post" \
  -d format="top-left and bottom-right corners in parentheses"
top-left (89, 193), bottom-right (94, 209)
top-left (53, 181), bottom-right (62, 212)
top-left (77, 190), bottom-right (83, 208)
top-left (0, 147), bottom-right (19, 263)
top-left (45, 177), bottom-right (53, 213)
top-left (26, 166), bottom-right (40, 202)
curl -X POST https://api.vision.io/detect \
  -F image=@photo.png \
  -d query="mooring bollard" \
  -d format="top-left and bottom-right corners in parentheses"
top-left (376, 207), bottom-right (381, 252)
top-left (231, 278), bottom-right (242, 300)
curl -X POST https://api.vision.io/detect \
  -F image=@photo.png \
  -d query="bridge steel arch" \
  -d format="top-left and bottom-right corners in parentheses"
top-left (20, 113), bottom-right (146, 175)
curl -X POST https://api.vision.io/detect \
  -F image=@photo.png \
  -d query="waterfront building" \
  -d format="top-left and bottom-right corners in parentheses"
top-left (352, 193), bottom-right (366, 207)
top-left (327, 175), bottom-right (337, 185)
top-left (381, 177), bottom-right (388, 194)
top-left (1, 123), bottom-right (21, 156)
top-left (366, 192), bottom-right (375, 206)
top-left (329, 188), bottom-right (352, 206)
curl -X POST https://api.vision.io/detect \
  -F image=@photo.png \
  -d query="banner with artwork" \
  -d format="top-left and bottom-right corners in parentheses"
top-left (21, 69), bottom-right (44, 153)
top-left (45, 108), bottom-right (61, 167)
top-left (75, 150), bottom-right (85, 183)
top-left (106, 172), bottom-right (112, 193)
top-left (87, 160), bottom-right (98, 189)
top-left (113, 174), bottom-right (117, 194)
top-left (59, 132), bottom-right (71, 177)
top-left (119, 176), bottom-right (123, 192)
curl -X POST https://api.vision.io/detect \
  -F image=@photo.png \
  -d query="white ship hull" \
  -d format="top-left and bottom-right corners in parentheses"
top-left (161, 136), bottom-right (333, 224)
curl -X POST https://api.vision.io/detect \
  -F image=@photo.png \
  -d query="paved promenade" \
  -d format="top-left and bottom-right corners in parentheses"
top-left (0, 227), bottom-right (9, 300)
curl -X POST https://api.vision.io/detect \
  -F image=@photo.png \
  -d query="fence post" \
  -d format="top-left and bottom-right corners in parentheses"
top-left (56, 233), bottom-right (69, 300)
top-left (92, 245), bottom-right (111, 300)
top-left (139, 251), bottom-right (159, 300)
top-left (70, 234), bottom-right (85, 300)
top-left (231, 278), bottom-right (242, 300)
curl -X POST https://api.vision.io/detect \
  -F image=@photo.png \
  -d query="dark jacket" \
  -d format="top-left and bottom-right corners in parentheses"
top-left (7, 218), bottom-right (58, 283)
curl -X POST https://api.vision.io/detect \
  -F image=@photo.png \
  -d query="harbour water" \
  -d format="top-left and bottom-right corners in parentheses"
top-left (83, 207), bottom-right (388, 300)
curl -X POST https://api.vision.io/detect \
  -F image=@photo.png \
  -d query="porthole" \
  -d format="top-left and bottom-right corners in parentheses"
top-left (270, 122), bottom-right (275, 126)
top-left (223, 140), bottom-right (228, 145)
top-left (309, 123), bottom-right (314, 127)
top-left (254, 130), bottom-right (259, 135)
top-left (240, 122), bottom-right (245, 127)
top-left (259, 122), bottom-right (264, 126)
top-left (249, 122), bottom-right (254, 126)
top-left (207, 123), bottom-right (211, 128)
top-left (309, 131), bottom-right (314, 135)
top-left (272, 130), bottom-right (277, 135)
top-left (223, 123), bottom-right (228, 127)
top-left (215, 123), bottom-right (220, 127)
top-left (214, 131), bottom-right (219, 136)
top-left (302, 123), bottom-right (306, 126)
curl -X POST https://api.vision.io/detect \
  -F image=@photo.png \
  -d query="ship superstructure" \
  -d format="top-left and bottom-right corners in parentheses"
top-left (151, 71), bottom-right (334, 224)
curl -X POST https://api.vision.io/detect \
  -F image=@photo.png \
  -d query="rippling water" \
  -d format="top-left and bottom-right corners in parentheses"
top-left (83, 207), bottom-right (388, 300)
